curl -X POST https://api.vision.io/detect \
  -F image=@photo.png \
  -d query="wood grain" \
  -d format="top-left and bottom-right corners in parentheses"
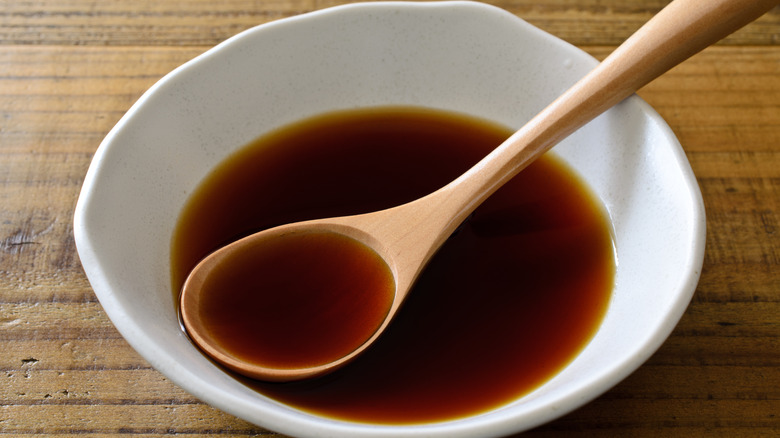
top-left (1, 0), bottom-right (778, 46)
top-left (1, 0), bottom-right (778, 436)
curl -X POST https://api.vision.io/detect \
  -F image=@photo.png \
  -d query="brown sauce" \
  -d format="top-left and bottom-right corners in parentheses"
top-left (172, 106), bottom-right (615, 424)
top-left (190, 230), bottom-right (395, 370)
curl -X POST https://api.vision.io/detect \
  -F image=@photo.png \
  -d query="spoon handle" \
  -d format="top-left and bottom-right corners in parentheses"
top-left (447, 0), bottom-right (777, 209)
top-left (432, 0), bottom-right (776, 233)
top-left (377, 0), bottom-right (775, 289)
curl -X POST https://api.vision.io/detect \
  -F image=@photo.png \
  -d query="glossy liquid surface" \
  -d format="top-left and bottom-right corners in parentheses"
top-left (172, 107), bottom-right (615, 424)
top-left (191, 230), bottom-right (395, 369)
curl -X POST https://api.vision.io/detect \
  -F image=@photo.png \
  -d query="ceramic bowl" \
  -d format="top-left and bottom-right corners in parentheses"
top-left (74, 2), bottom-right (705, 436)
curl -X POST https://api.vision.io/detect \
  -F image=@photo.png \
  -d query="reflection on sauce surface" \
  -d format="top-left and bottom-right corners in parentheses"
top-left (172, 107), bottom-right (615, 424)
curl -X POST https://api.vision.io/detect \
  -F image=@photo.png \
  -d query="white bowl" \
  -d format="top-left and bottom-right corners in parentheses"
top-left (74, 2), bottom-right (705, 437)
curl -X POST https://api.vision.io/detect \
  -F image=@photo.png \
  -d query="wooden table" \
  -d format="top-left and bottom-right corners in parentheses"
top-left (1, 1), bottom-right (778, 436)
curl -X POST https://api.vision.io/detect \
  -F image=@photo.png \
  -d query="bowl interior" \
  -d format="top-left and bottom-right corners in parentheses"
top-left (74, 2), bottom-right (705, 437)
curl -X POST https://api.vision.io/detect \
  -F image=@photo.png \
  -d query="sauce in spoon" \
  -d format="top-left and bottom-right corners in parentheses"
top-left (182, 229), bottom-right (394, 371)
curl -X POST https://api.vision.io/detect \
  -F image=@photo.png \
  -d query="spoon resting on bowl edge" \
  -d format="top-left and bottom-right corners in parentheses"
top-left (179, 0), bottom-right (777, 382)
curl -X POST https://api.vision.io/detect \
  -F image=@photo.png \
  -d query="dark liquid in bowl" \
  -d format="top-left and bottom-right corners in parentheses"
top-left (172, 107), bottom-right (615, 424)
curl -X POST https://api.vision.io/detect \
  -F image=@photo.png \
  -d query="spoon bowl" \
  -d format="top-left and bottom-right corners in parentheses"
top-left (179, 0), bottom-right (775, 382)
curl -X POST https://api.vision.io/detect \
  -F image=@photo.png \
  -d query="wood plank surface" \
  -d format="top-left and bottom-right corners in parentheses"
top-left (1, 0), bottom-right (778, 437)
top-left (1, 0), bottom-right (778, 46)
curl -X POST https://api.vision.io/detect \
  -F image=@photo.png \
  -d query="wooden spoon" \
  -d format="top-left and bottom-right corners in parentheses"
top-left (180, 0), bottom-right (777, 382)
